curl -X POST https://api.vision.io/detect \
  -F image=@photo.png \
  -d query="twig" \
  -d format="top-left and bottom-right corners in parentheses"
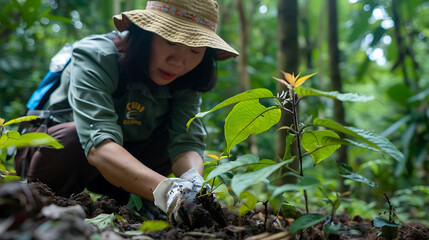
top-left (263, 200), bottom-right (269, 231)
top-left (384, 192), bottom-right (394, 223)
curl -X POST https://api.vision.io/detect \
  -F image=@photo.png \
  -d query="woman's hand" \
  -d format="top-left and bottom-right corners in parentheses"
top-left (153, 177), bottom-right (214, 228)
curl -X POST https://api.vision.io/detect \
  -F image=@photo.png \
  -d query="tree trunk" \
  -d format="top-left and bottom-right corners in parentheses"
top-left (237, 0), bottom-right (257, 154)
top-left (302, 0), bottom-right (314, 70)
top-left (113, 0), bottom-right (121, 15)
top-left (277, 0), bottom-right (299, 183)
top-left (328, 0), bottom-right (348, 191)
top-left (391, 0), bottom-right (415, 89)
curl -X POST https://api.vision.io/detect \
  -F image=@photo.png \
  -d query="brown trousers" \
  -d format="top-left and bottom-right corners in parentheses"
top-left (15, 122), bottom-right (171, 205)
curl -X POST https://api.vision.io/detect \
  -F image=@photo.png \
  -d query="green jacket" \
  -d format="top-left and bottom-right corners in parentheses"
top-left (46, 34), bottom-right (206, 160)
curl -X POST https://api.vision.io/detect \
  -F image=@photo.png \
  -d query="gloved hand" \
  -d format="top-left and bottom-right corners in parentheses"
top-left (153, 178), bottom-right (212, 228)
top-left (179, 167), bottom-right (211, 192)
top-left (179, 168), bottom-right (226, 227)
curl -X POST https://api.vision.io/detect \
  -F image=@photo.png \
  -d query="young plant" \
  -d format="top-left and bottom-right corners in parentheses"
top-left (372, 193), bottom-right (399, 240)
top-left (0, 116), bottom-right (63, 184)
top-left (187, 72), bottom-right (404, 233)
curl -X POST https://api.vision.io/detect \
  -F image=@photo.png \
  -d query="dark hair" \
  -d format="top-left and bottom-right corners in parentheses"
top-left (117, 23), bottom-right (217, 92)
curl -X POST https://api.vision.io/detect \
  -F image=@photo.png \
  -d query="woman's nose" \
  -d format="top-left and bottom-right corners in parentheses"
top-left (167, 46), bottom-right (188, 67)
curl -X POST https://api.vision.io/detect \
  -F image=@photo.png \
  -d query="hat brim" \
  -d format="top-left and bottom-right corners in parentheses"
top-left (113, 10), bottom-right (239, 61)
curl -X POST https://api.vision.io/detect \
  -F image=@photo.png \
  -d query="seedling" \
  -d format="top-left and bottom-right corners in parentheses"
top-left (0, 116), bottom-right (63, 185)
top-left (187, 72), bottom-right (403, 234)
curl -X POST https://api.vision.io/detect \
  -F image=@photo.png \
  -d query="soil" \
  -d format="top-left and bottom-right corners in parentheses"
top-left (1, 181), bottom-right (428, 240)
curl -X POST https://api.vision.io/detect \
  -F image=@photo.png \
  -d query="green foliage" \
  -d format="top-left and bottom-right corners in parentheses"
top-left (270, 175), bottom-right (321, 199)
top-left (187, 88), bottom-right (275, 129)
top-left (137, 220), bottom-right (171, 233)
top-left (313, 118), bottom-right (404, 163)
top-left (0, 116), bottom-right (63, 150)
top-left (205, 154), bottom-right (259, 181)
top-left (0, 115), bottom-right (63, 184)
top-left (224, 100), bottom-right (280, 156)
top-left (295, 87), bottom-right (375, 102)
top-left (238, 191), bottom-right (257, 216)
top-left (289, 214), bottom-right (327, 234)
top-left (84, 213), bottom-right (127, 232)
top-left (231, 160), bottom-right (288, 197)
top-left (373, 217), bottom-right (399, 240)
top-left (338, 163), bottom-right (378, 188)
top-left (194, 72), bottom-right (407, 234)
top-left (0, 162), bottom-right (20, 183)
top-left (301, 130), bottom-right (341, 165)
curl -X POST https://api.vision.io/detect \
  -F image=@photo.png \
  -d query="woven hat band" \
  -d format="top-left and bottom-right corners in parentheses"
top-left (146, 1), bottom-right (217, 31)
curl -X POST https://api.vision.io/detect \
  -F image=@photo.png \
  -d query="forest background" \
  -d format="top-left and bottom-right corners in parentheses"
top-left (0, 0), bottom-right (428, 226)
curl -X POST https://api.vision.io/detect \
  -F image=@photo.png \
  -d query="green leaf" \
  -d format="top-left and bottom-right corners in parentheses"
top-left (270, 175), bottom-right (321, 198)
top-left (247, 159), bottom-right (277, 172)
top-left (290, 214), bottom-right (327, 234)
top-left (187, 88), bottom-right (275, 130)
top-left (281, 203), bottom-right (302, 219)
top-left (206, 154), bottom-right (259, 181)
top-left (224, 100), bottom-right (281, 155)
top-left (408, 88), bottom-right (429, 103)
top-left (338, 163), bottom-right (378, 188)
top-left (301, 130), bottom-right (341, 165)
top-left (295, 87), bottom-right (374, 102)
top-left (3, 116), bottom-right (40, 126)
top-left (138, 220), bottom-right (171, 233)
top-left (0, 163), bottom-right (7, 171)
top-left (324, 224), bottom-right (341, 234)
top-left (231, 161), bottom-right (288, 197)
top-left (85, 213), bottom-right (117, 230)
top-left (386, 83), bottom-right (414, 106)
top-left (298, 175), bottom-right (322, 188)
top-left (269, 194), bottom-right (285, 213)
top-left (127, 194), bottom-right (143, 211)
top-left (282, 134), bottom-right (295, 160)
top-left (0, 171), bottom-right (21, 183)
top-left (343, 138), bottom-right (379, 152)
top-left (0, 132), bottom-right (63, 149)
top-left (239, 192), bottom-right (257, 216)
top-left (372, 217), bottom-right (398, 228)
top-left (381, 115), bottom-right (412, 137)
top-left (346, 126), bottom-right (404, 163)
top-left (313, 118), bottom-right (404, 163)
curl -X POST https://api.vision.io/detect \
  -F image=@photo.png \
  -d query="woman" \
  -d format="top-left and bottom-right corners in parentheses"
top-left (15, 0), bottom-right (238, 226)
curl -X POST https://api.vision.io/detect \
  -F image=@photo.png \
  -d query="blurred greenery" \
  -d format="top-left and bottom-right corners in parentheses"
top-left (0, 0), bottom-right (427, 225)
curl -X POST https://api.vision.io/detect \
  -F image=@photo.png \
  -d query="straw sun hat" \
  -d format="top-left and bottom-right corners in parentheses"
top-left (113, 0), bottom-right (239, 61)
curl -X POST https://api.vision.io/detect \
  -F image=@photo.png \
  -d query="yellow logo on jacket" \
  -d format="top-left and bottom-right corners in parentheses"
top-left (123, 102), bottom-right (145, 126)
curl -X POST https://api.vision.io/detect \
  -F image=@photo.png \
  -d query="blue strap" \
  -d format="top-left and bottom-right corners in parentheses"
top-left (26, 71), bottom-right (63, 110)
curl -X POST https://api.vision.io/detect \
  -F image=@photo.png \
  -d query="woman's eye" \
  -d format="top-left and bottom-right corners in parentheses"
top-left (191, 49), bottom-right (201, 54)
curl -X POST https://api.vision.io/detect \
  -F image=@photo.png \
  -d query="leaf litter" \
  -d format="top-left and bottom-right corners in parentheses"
top-left (0, 181), bottom-right (428, 240)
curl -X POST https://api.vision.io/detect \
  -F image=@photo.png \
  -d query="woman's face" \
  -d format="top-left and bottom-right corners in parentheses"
top-left (149, 34), bottom-right (206, 86)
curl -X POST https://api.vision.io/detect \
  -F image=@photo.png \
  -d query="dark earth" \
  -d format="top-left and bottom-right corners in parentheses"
top-left (0, 181), bottom-right (428, 240)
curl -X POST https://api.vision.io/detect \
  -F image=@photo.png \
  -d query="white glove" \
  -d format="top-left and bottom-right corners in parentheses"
top-left (153, 176), bottom-right (225, 228)
top-left (179, 167), bottom-right (210, 191)
top-left (153, 178), bottom-right (192, 219)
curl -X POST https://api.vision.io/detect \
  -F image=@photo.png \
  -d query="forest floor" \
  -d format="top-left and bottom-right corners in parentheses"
top-left (1, 181), bottom-right (428, 240)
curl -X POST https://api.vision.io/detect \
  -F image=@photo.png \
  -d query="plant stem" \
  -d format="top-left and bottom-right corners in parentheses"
top-left (290, 90), bottom-right (309, 213)
top-left (263, 200), bottom-right (269, 231)
top-left (384, 192), bottom-right (393, 223)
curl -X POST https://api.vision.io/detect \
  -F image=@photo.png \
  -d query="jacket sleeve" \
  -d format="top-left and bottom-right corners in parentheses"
top-left (67, 36), bottom-right (123, 156)
top-left (168, 89), bottom-right (207, 160)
